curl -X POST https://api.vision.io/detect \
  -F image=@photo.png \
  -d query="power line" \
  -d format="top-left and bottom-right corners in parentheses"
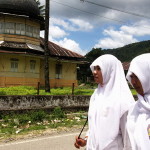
top-left (51, 0), bottom-right (150, 30)
top-left (51, 0), bottom-right (150, 29)
top-left (84, 0), bottom-right (150, 19)
top-left (51, 0), bottom-right (125, 23)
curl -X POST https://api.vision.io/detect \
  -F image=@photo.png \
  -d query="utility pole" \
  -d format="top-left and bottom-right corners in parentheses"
top-left (44, 0), bottom-right (50, 92)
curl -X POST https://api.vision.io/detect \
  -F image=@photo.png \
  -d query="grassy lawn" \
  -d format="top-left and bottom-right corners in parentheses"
top-left (0, 85), bottom-right (136, 96)
top-left (0, 85), bottom-right (95, 96)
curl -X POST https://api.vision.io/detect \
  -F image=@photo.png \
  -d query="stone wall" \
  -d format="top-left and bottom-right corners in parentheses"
top-left (0, 95), bottom-right (90, 111)
top-left (0, 95), bottom-right (137, 111)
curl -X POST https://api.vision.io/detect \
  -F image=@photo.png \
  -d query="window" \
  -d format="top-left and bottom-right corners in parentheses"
top-left (5, 22), bottom-right (15, 34)
top-left (26, 25), bottom-right (33, 37)
top-left (10, 58), bottom-right (18, 72)
top-left (0, 22), bottom-right (4, 33)
top-left (0, 22), bottom-right (39, 38)
top-left (33, 27), bottom-right (39, 38)
top-left (16, 24), bottom-right (25, 35)
top-left (55, 64), bottom-right (62, 79)
top-left (30, 60), bottom-right (36, 73)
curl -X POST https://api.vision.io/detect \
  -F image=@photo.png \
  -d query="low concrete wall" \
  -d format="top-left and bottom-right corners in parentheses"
top-left (0, 95), bottom-right (90, 111)
top-left (0, 95), bottom-right (137, 111)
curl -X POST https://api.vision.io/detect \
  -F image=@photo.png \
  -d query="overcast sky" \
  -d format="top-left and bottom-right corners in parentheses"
top-left (39, 0), bottom-right (150, 55)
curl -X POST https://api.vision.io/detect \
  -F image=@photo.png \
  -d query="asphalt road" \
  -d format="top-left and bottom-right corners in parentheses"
top-left (0, 131), bottom-right (86, 150)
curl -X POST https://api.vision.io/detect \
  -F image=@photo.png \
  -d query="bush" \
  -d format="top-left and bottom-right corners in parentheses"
top-left (18, 114), bottom-right (31, 124)
top-left (52, 107), bottom-right (66, 119)
top-left (30, 110), bottom-right (47, 122)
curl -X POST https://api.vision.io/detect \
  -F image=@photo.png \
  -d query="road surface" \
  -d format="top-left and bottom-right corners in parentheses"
top-left (0, 131), bottom-right (86, 150)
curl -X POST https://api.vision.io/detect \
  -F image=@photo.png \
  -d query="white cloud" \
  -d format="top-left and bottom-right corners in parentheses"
top-left (39, 0), bottom-right (150, 52)
top-left (40, 0), bottom-right (150, 25)
top-left (40, 31), bottom-right (86, 55)
top-left (121, 20), bottom-right (150, 36)
top-left (51, 18), bottom-right (72, 30)
top-left (54, 38), bottom-right (86, 55)
top-left (40, 25), bottom-right (68, 39)
top-left (49, 26), bottom-right (68, 38)
top-left (51, 18), bottom-right (93, 32)
top-left (69, 19), bottom-right (93, 31)
top-left (94, 27), bottom-right (138, 49)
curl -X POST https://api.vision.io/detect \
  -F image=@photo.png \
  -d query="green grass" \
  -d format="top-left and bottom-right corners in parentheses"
top-left (0, 85), bottom-right (136, 96)
top-left (0, 85), bottom-right (94, 96)
top-left (0, 108), bottom-right (87, 141)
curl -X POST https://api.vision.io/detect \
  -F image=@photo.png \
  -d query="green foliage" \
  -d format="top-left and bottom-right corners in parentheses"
top-left (34, 0), bottom-right (45, 17)
top-left (30, 110), bottom-right (47, 122)
top-left (85, 48), bottom-right (104, 62)
top-left (52, 107), bottom-right (66, 119)
top-left (103, 40), bottom-right (150, 61)
top-left (0, 110), bottom-right (87, 140)
top-left (0, 86), bottom-right (36, 95)
top-left (0, 86), bottom-right (94, 95)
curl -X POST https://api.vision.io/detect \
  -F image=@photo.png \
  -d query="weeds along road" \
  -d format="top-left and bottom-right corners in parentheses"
top-left (0, 131), bottom-right (87, 150)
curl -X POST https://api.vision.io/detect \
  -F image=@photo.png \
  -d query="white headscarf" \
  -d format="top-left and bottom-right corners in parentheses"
top-left (86, 54), bottom-right (134, 150)
top-left (126, 53), bottom-right (150, 150)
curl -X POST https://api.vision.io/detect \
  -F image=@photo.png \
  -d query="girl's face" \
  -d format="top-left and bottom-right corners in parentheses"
top-left (130, 73), bottom-right (144, 96)
top-left (93, 65), bottom-right (103, 86)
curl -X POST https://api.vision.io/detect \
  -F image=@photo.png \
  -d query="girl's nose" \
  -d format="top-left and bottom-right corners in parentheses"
top-left (93, 70), bottom-right (97, 74)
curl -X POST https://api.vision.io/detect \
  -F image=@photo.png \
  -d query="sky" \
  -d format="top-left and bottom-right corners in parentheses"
top-left (39, 0), bottom-right (150, 56)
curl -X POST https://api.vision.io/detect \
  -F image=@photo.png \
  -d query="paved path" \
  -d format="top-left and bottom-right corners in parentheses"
top-left (0, 131), bottom-right (86, 150)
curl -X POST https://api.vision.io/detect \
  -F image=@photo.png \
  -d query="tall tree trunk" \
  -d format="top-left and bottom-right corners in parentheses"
top-left (44, 0), bottom-right (50, 92)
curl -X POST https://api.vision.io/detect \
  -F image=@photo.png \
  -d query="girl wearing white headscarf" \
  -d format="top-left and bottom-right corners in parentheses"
top-left (75, 54), bottom-right (134, 150)
top-left (126, 53), bottom-right (150, 150)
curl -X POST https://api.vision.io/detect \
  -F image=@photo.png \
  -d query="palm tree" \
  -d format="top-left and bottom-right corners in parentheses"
top-left (34, 0), bottom-right (45, 17)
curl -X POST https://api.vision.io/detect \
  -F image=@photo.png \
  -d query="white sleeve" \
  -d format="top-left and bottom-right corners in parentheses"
top-left (120, 111), bottom-right (132, 150)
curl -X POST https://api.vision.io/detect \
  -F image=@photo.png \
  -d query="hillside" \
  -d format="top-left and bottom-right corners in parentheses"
top-left (103, 40), bottom-right (150, 62)
top-left (78, 40), bottom-right (150, 83)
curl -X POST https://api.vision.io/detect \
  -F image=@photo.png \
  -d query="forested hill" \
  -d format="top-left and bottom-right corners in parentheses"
top-left (102, 40), bottom-right (150, 62)
top-left (78, 40), bottom-right (150, 82)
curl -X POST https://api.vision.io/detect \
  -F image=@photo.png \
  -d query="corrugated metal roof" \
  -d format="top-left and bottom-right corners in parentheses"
top-left (0, 41), bottom-right (28, 49)
top-left (0, 39), bottom-right (84, 59)
top-left (40, 38), bottom-right (84, 58)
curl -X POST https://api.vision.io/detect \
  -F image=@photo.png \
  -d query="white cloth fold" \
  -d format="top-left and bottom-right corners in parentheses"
top-left (126, 53), bottom-right (150, 150)
top-left (86, 55), bottom-right (134, 150)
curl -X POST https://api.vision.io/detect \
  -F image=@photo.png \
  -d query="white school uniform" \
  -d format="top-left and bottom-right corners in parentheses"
top-left (126, 53), bottom-right (150, 150)
top-left (86, 55), bottom-right (134, 150)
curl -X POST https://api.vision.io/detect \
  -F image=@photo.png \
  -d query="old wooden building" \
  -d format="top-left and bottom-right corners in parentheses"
top-left (0, 0), bottom-right (84, 88)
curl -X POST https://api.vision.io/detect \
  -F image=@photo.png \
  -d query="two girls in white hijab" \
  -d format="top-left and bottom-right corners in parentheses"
top-left (126, 53), bottom-right (150, 150)
top-left (74, 54), bottom-right (134, 150)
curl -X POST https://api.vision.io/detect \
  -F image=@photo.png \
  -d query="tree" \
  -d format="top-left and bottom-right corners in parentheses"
top-left (34, 0), bottom-right (45, 17)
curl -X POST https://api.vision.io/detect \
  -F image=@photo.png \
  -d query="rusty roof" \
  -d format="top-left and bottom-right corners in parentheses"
top-left (0, 39), bottom-right (84, 59)
top-left (0, 41), bottom-right (29, 49)
top-left (40, 38), bottom-right (84, 58)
